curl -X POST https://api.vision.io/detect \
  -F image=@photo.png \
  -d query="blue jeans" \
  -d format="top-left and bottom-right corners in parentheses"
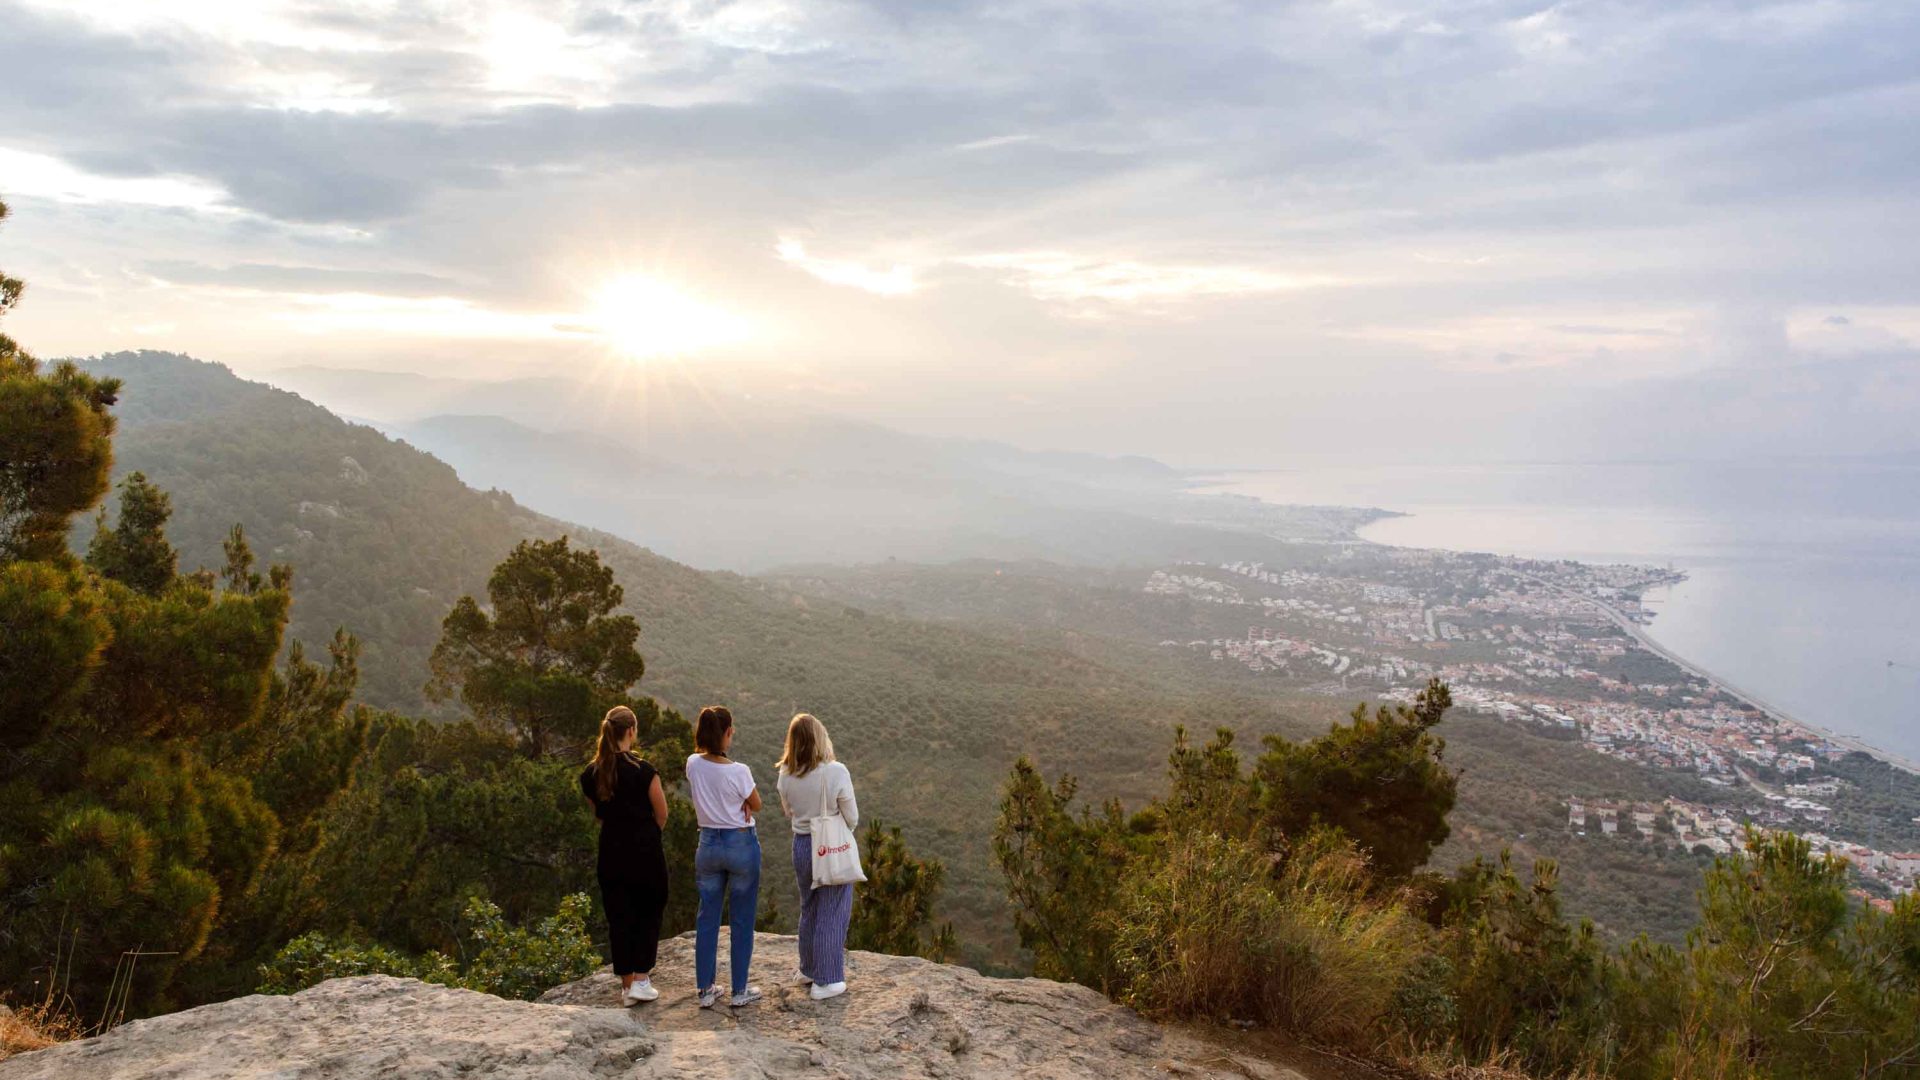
top-left (695, 827), bottom-right (761, 994)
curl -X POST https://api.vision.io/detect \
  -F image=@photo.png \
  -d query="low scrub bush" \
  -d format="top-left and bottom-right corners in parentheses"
top-left (1113, 830), bottom-right (1425, 1050)
top-left (258, 894), bottom-right (599, 1001)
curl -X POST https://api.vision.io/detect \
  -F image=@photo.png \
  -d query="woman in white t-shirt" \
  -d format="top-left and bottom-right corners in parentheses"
top-left (775, 713), bottom-right (858, 1001)
top-left (685, 705), bottom-right (763, 1009)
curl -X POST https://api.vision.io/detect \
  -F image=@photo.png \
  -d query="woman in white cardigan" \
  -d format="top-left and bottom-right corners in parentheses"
top-left (775, 713), bottom-right (858, 1001)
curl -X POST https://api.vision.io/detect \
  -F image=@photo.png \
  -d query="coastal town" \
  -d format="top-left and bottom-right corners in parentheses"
top-left (1146, 546), bottom-right (1920, 896)
top-left (1567, 794), bottom-right (1920, 902)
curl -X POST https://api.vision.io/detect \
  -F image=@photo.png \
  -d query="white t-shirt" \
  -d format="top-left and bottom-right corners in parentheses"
top-left (686, 755), bottom-right (758, 829)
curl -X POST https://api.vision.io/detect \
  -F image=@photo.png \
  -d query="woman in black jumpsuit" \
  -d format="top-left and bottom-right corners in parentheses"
top-left (580, 705), bottom-right (669, 1004)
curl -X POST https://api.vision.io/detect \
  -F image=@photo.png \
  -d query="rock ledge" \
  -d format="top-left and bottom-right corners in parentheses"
top-left (1, 932), bottom-right (1308, 1079)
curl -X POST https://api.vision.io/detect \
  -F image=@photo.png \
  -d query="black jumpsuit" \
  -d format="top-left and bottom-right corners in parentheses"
top-left (580, 754), bottom-right (668, 976)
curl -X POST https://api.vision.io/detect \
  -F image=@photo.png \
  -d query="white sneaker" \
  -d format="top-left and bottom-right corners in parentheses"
top-left (809, 981), bottom-right (847, 1001)
top-left (623, 979), bottom-right (659, 1004)
top-left (698, 986), bottom-right (722, 1009)
top-left (730, 986), bottom-right (763, 1008)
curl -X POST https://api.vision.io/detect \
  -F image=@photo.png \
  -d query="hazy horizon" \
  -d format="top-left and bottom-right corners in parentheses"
top-left (5, 0), bottom-right (1918, 466)
top-left (251, 356), bottom-right (1920, 472)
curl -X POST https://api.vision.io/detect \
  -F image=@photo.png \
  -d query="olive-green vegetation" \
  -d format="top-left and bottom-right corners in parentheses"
top-left (1822, 752), bottom-right (1920, 853)
top-left (995, 681), bottom-right (1457, 997)
top-left (1435, 708), bottom-right (1726, 944)
top-left (993, 687), bottom-right (1920, 1079)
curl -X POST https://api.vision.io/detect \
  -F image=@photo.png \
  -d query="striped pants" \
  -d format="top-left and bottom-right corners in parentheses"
top-left (792, 832), bottom-right (854, 984)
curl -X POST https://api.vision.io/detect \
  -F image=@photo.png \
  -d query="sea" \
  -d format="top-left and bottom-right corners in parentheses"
top-left (1201, 459), bottom-right (1920, 762)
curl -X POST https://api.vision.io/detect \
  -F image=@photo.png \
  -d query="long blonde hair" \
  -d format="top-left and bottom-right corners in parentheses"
top-left (591, 705), bottom-right (639, 801)
top-left (776, 713), bottom-right (835, 777)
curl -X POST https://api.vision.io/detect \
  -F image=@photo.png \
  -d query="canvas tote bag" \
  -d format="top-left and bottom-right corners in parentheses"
top-left (808, 769), bottom-right (867, 887)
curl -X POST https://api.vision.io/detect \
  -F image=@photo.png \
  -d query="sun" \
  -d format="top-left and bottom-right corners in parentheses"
top-left (586, 275), bottom-right (751, 359)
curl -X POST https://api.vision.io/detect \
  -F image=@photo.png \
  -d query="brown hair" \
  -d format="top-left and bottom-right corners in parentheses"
top-left (776, 713), bottom-right (835, 777)
top-left (590, 705), bottom-right (639, 801)
top-left (695, 705), bottom-right (734, 757)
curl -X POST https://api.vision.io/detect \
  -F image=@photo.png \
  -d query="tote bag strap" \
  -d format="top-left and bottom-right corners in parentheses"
top-left (817, 766), bottom-right (837, 823)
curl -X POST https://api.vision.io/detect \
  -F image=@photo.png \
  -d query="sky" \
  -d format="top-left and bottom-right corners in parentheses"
top-left (1, 0), bottom-right (1917, 465)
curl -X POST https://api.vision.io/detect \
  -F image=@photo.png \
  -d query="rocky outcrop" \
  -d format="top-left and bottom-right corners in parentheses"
top-left (1, 932), bottom-right (1312, 1079)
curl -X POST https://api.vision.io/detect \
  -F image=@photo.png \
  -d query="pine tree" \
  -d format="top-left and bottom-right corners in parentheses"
top-left (0, 199), bottom-right (120, 563)
top-left (1417, 852), bottom-right (1616, 1074)
top-left (991, 757), bottom-right (1141, 990)
top-left (848, 819), bottom-right (955, 961)
top-left (86, 472), bottom-right (178, 595)
top-left (277, 540), bottom-right (693, 960)
top-left (1255, 677), bottom-right (1456, 881)
top-left (426, 536), bottom-right (645, 758)
top-left (1641, 830), bottom-right (1920, 1080)
top-left (0, 212), bottom-right (322, 1016)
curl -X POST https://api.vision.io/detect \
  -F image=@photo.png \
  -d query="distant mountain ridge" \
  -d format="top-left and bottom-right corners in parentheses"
top-left (265, 362), bottom-right (1184, 485)
top-left (259, 362), bottom-right (1335, 571)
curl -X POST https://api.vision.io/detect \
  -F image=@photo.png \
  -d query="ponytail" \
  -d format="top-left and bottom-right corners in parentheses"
top-left (591, 705), bottom-right (639, 801)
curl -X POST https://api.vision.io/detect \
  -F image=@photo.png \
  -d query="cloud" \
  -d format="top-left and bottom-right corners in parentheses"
top-left (0, 146), bottom-right (227, 209)
top-left (956, 252), bottom-right (1342, 308)
top-left (3, 0), bottom-right (1918, 460)
top-left (775, 239), bottom-right (917, 296)
top-left (139, 261), bottom-right (459, 296)
top-left (953, 134), bottom-right (1036, 152)
top-left (270, 292), bottom-right (570, 340)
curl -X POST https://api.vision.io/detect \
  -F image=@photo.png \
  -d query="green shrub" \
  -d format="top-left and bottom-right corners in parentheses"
top-left (1403, 853), bottom-right (1617, 1077)
top-left (1113, 829), bottom-right (1425, 1051)
top-left (992, 758), bottom-right (1147, 992)
top-left (458, 894), bottom-right (600, 1001)
top-left (1112, 833), bottom-right (1281, 1021)
top-left (256, 934), bottom-right (458, 994)
top-left (257, 893), bottom-right (598, 1001)
top-left (1627, 831), bottom-right (1920, 1080)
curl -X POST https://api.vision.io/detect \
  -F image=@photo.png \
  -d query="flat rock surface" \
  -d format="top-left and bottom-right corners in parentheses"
top-left (3, 931), bottom-right (1307, 1079)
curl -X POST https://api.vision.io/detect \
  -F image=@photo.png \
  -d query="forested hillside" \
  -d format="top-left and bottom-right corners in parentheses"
top-left (79, 351), bottom-right (1309, 964)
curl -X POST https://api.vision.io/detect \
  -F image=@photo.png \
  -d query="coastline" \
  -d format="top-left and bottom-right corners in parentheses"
top-left (1516, 571), bottom-right (1920, 777)
top-left (1195, 467), bottom-right (1920, 777)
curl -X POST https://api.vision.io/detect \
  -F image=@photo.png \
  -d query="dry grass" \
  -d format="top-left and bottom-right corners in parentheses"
top-left (1397, 1046), bottom-right (1605, 1080)
top-left (1, 925), bottom-right (155, 1061)
top-left (0, 1001), bottom-right (84, 1062)
top-left (1112, 831), bottom-right (1429, 1056)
